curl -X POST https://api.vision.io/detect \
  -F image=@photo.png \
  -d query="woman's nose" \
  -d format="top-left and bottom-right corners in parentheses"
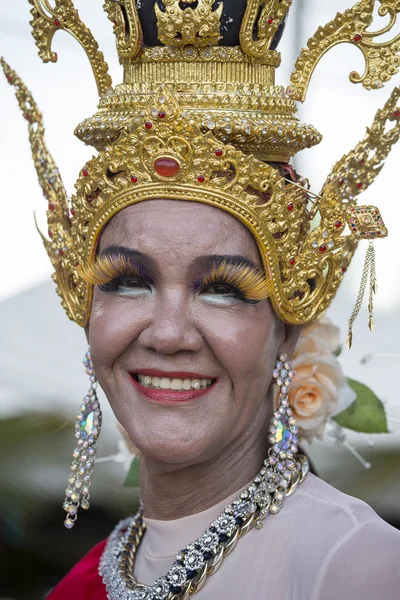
top-left (138, 290), bottom-right (203, 355)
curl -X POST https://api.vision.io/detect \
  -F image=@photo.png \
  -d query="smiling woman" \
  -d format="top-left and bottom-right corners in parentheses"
top-left (87, 201), bottom-right (289, 493)
top-left (3, 0), bottom-right (400, 599)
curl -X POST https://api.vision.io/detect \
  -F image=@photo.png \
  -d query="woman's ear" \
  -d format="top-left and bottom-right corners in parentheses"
top-left (279, 324), bottom-right (302, 359)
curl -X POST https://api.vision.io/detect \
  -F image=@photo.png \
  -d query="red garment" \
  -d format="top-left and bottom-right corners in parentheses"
top-left (47, 540), bottom-right (108, 599)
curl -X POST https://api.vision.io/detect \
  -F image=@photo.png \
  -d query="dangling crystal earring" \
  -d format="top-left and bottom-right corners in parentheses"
top-left (62, 347), bottom-right (102, 529)
top-left (269, 353), bottom-right (298, 454)
top-left (250, 354), bottom-right (307, 529)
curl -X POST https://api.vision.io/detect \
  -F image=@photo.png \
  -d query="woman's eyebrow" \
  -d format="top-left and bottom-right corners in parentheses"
top-left (192, 255), bottom-right (263, 273)
top-left (98, 248), bottom-right (263, 275)
top-left (99, 245), bottom-right (157, 271)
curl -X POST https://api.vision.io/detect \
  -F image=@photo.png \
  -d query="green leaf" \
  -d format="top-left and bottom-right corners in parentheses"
top-left (123, 457), bottom-right (141, 487)
top-left (332, 378), bottom-right (388, 434)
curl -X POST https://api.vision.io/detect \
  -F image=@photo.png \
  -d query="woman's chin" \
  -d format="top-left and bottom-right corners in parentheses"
top-left (125, 426), bottom-right (217, 466)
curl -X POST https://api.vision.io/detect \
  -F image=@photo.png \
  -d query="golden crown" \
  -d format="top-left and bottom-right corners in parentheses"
top-left (2, 0), bottom-right (400, 332)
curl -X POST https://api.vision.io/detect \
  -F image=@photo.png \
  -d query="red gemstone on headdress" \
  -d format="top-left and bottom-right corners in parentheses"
top-left (54, 19), bottom-right (60, 26)
top-left (268, 17), bottom-right (273, 24)
top-left (319, 245), bottom-right (327, 253)
top-left (25, 113), bottom-right (30, 120)
top-left (113, 20), bottom-right (117, 26)
top-left (7, 76), bottom-right (13, 83)
top-left (394, 110), bottom-right (400, 118)
top-left (154, 158), bottom-right (180, 177)
top-left (145, 121), bottom-right (153, 129)
top-left (197, 175), bottom-right (205, 183)
top-left (353, 34), bottom-right (362, 42)
top-left (335, 220), bottom-right (342, 228)
top-left (357, 182), bottom-right (363, 189)
top-left (339, 179), bottom-right (344, 186)
top-left (83, 169), bottom-right (89, 177)
top-left (287, 203), bottom-right (294, 211)
top-left (158, 111), bottom-right (166, 119)
top-left (131, 176), bottom-right (138, 183)
top-left (289, 258), bottom-right (295, 265)
top-left (215, 149), bottom-right (223, 157)
top-left (59, 249), bottom-right (64, 256)
top-left (48, 230), bottom-right (53, 237)
top-left (341, 267), bottom-right (347, 274)
top-left (71, 209), bottom-right (75, 216)
top-left (49, 203), bottom-right (55, 211)
top-left (359, 159), bottom-right (365, 165)
top-left (76, 261), bottom-right (80, 267)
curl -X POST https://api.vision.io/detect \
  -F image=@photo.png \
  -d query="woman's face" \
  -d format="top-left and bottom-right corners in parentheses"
top-left (87, 200), bottom-right (295, 466)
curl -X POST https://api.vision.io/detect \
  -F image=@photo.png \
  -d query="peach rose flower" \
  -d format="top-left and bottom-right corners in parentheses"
top-left (276, 316), bottom-right (356, 442)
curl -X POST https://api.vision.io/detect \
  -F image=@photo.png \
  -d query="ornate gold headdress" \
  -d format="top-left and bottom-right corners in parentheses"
top-left (2, 0), bottom-right (400, 335)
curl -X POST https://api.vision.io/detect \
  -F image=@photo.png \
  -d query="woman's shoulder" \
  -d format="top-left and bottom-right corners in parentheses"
top-left (295, 472), bottom-right (380, 522)
top-left (46, 539), bottom-right (108, 600)
top-left (290, 472), bottom-right (399, 540)
top-left (282, 473), bottom-right (400, 599)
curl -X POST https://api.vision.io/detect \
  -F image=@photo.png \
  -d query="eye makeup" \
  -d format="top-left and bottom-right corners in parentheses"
top-left (79, 252), bottom-right (271, 303)
top-left (195, 260), bottom-right (272, 302)
top-left (79, 252), bottom-right (151, 286)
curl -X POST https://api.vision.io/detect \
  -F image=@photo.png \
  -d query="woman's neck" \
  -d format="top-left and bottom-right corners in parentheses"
top-left (139, 401), bottom-right (272, 520)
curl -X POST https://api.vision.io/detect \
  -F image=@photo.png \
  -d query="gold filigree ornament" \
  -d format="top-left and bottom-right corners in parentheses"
top-left (289, 0), bottom-right (400, 101)
top-left (155, 0), bottom-right (223, 47)
top-left (28, 0), bottom-right (112, 96)
top-left (2, 1), bottom-right (400, 340)
top-left (240, 0), bottom-right (293, 59)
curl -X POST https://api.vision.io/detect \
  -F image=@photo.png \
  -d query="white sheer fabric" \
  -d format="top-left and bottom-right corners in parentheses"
top-left (135, 473), bottom-right (400, 599)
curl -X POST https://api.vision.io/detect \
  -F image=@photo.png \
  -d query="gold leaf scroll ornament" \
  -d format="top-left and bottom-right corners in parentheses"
top-left (240, 0), bottom-right (293, 59)
top-left (290, 0), bottom-right (400, 102)
top-left (103, 0), bottom-right (143, 62)
top-left (1, 58), bottom-right (83, 323)
top-left (29, 0), bottom-right (112, 96)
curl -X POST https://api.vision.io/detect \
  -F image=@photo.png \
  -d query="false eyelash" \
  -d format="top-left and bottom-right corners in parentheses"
top-left (78, 253), bottom-right (147, 285)
top-left (197, 260), bottom-right (272, 301)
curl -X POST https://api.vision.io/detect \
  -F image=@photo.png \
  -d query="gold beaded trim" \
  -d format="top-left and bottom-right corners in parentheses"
top-left (133, 45), bottom-right (281, 66)
top-left (123, 47), bottom-right (277, 87)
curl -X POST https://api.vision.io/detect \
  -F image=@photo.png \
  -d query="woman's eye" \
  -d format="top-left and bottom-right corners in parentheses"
top-left (99, 275), bottom-right (150, 292)
top-left (202, 283), bottom-right (238, 296)
top-left (120, 276), bottom-right (147, 287)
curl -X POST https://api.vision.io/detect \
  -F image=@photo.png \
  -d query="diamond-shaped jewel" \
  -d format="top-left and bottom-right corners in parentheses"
top-left (345, 205), bottom-right (388, 239)
top-left (274, 414), bottom-right (292, 451)
top-left (79, 409), bottom-right (95, 440)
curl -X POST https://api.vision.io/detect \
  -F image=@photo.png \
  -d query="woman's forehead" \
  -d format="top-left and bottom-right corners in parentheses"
top-left (98, 200), bottom-right (261, 263)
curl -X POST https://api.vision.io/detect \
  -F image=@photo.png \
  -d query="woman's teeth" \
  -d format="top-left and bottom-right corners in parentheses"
top-left (137, 375), bottom-right (213, 390)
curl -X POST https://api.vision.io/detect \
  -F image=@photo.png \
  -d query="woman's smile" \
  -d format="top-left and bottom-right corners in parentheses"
top-left (129, 370), bottom-right (217, 405)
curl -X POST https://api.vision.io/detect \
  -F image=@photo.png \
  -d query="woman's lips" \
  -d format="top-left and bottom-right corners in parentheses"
top-left (129, 374), bottom-right (216, 405)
